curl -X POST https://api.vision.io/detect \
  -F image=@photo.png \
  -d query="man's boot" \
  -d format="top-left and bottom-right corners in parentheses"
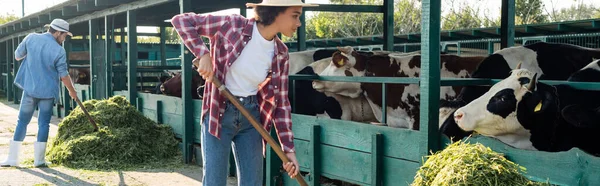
top-left (34, 142), bottom-right (51, 167)
top-left (0, 140), bottom-right (22, 167)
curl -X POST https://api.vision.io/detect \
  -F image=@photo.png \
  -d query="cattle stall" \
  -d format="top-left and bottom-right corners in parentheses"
top-left (2, 0), bottom-right (600, 185)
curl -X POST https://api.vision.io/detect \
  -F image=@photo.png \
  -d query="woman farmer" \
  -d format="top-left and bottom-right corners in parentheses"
top-left (170, 0), bottom-right (317, 185)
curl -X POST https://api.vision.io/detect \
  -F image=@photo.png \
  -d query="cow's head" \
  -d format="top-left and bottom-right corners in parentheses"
top-left (160, 70), bottom-right (205, 99)
top-left (312, 46), bottom-right (370, 98)
top-left (567, 59), bottom-right (600, 82)
top-left (453, 64), bottom-right (546, 136)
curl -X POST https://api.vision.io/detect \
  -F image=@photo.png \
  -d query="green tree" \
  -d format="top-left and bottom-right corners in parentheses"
top-left (441, 0), bottom-right (500, 30)
top-left (287, 0), bottom-right (422, 42)
top-left (546, 1), bottom-right (600, 22)
top-left (515, 0), bottom-right (547, 25)
top-left (0, 13), bottom-right (19, 25)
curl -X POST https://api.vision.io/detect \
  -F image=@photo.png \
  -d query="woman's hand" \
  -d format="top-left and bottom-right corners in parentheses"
top-left (194, 54), bottom-right (213, 83)
top-left (284, 152), bottom-right (300, 178)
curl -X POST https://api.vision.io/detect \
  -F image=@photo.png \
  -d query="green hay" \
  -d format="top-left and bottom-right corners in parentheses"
top-left (47, 95), bottom-right (180, 170)
top-left (412, 140), bottom-right (550, 186)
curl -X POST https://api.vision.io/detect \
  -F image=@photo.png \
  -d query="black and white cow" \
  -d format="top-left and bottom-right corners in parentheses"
top-left (440, 42), bottom-right (600, 141)
top-left (453, 65), bottom-right (600, 155)
top-left (312, 46), bottom-right (485, 129)
top-left (562, 59), bottom-right (600, 128)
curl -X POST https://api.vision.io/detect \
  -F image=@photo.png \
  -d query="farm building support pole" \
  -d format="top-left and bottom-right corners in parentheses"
top-left (63, 37), bottom-right (72, 116)
top-left (297, 1), bottom-right (306, 52)
top-left (5, 41), bottom-right (11, 101)
top-left (0, 41), bottom-right (4, 95)
top-left (180, 0), bottom-right (195, 164)
top-left (105, 15), bottom-right (113, 98)
top-left (90, 19), bottom-right (99, 99)
top-left (13, 37), bottom-right (20, 104)
top-left (159, 26), bottom-right (166, 66)
top-left (500, 0), bottom-right (515, 48)
top-left (127, 10), bottom-right (138, 107)
top-left (383, 0), bottom-right (394, 51)
top-left (419, 0), bottom-right (441, 155)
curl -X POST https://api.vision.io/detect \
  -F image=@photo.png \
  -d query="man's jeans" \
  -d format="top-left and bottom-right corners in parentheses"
top-left (201, 95), bottom-right (263, 186)
top-left (13, 92), bottom-right (54, 142)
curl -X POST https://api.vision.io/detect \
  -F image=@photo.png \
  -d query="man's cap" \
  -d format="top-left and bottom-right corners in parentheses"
top-left (49, 19), bottom-right (73, 37)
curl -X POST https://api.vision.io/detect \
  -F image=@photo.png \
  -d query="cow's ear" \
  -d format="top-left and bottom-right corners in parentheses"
top-left (332, 51), bottom-right (348, 68)
top-left (529, 90), bottom-right (553, 113)
top-left (336, 46), bottom-right (354, 54)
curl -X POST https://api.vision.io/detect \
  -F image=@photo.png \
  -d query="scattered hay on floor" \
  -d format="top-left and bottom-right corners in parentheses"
top-left (47, 95), bottom-right (180, 170)
top-left (412, 140), bottom-right (550, 186)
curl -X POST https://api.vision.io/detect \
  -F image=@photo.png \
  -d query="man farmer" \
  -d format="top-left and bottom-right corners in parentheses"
top-left (1, 19), bottom-right (78, 167)
top-left (170, 0), bottom-right (317, 185)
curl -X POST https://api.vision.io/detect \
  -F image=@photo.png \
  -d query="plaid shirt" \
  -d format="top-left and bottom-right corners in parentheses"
top-left (171, 13), bottom-right (295, 153)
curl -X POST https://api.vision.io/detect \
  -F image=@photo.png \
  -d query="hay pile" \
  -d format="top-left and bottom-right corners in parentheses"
top-left (47, 95), bottom-right (180, 170)
top-left (412, 140), bottom-right (549, 186)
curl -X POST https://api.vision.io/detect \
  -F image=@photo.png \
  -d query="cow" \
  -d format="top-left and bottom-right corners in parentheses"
top-left (440, 42), bottom-right (600, 141)
top-left (293, 57), bottom-right (376, 123)
top-left (160, 68), bottom-right (205, 99)
top-left (452, 65), bottom-right (600, 155)
top-left (561, 59), bottom-right (600, 128)
top-left (567, 58), bottom-right (600, 82)
top-left (156, 49), bottom-right (341, 100)
top-left (312, 46), bottom-right (485, 129)
top-left (68, 68), bottom-right (90, 85)
top-left (153, 75), bottom-right (171, 94)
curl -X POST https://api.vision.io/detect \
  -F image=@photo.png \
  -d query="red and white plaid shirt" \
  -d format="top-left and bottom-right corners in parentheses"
top-left (171, 13), bottom-right (295, 153)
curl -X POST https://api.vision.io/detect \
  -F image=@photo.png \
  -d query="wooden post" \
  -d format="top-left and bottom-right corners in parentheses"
top-left (13, 37), bottom-right (20, 104)
top-left (89, 19), bottom-right (99, 99)
top-left (105, 15), bottom-right (114, 98)
top-left (63, 37), bottom-right (72, 116)
top-left (127, 10), bottom-right (138, 106)
top-left (297, 1), bottom-right (306, 52)
top-left (383, 0), bottom-right (394, 51)
top-left (371, 134), bottom-right (382, 186)
top-left (156, 100), bottom-right (163, 124)
top-left (420, 0), bottom-right (441, 155)
top-left (179, 0), bottom-right (194, 164)
top-left (5, 40), bottom-right (11, 101)
top-left (159, 26), bottom-right (167, 66)
top-left (309, 125), bottom-right (321, 186)
top-left (266, 129), bottom-right (283, 186)
top-left (0, 41), bottom-right (4, 95)
top-left (500, 0), bottom-right (515, 48)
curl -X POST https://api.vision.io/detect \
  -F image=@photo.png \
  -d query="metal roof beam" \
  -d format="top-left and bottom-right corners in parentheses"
top-left (67, 0), bottom-right (173, 25)
top-left (96, 0), bottom-right (135, 6)
top-left (557, 24), bottom-right (586, 33)
top-left (38, 14), bottom-right (50, 25)
top-left (62, 6), bottom-right (80, 17)
top-left (29, 18), bottom-right (40, 27)
top-left (448, 31), bottom-right (476, 40)
top-left (50, 10), bottom-right (63, 20)
top-left (525, 26), bottom-right (554, 35)
top-left (78, 0), bottom-right (106, 12)
top-left (472, 30), bottom-right (497, 38)
top-left (304, 5), bottom-right (383, 13)
top-left (407, 34), bottom-right (420, 41)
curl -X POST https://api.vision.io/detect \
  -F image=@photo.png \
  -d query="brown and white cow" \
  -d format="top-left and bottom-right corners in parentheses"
top-left (294, 57), bottom-right (376, 123)
top-left (312, 46), bottom-right (485, 129)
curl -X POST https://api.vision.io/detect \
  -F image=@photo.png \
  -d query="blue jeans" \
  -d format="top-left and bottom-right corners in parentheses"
top-left (201, 95), bottom-right (263, 186)
top-left (13, 92), bottom-right (54, 142)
